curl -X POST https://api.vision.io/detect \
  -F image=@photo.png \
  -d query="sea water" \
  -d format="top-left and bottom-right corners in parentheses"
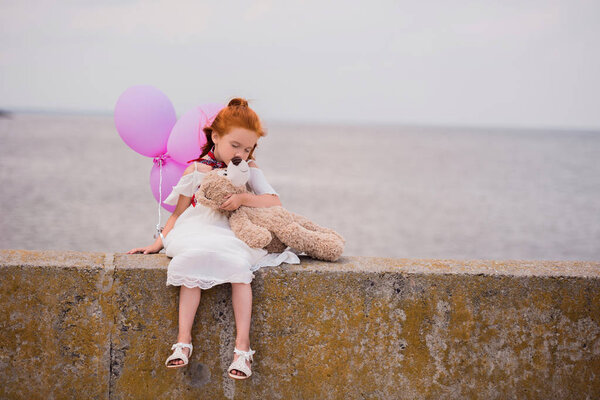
top-left (1, 114), bottom-right (598, 261)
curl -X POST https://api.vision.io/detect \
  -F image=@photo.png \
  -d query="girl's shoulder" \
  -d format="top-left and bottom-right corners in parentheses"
top-left (248, 160), bottom-right (258, 168)
top-left (183, 161), bottom-right (212, 175)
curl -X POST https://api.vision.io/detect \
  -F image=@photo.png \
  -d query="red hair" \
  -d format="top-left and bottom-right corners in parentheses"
top-left (192, 97), bottom-right (265, 162)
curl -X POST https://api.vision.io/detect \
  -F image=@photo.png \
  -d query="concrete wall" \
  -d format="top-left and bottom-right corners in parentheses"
top-left (1, 249), bottom-right (599, 399)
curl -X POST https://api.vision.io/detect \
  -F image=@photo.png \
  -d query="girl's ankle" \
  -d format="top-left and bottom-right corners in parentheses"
top-left (235, 340), bottom-right (250, 350)
top-left (177, 334), bottom-right (192, 344)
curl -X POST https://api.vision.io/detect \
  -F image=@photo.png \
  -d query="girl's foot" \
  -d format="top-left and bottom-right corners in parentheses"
top-left (167, 347), bottom-right (190, 367)
top-left (228, 346), bottom-right (255, 379)
top-left (229, 341), bottom-right (251, 377)
top-left (165, 342), bottom-right (193, 368)
top-left (229, 352), bottom-right (252, 377)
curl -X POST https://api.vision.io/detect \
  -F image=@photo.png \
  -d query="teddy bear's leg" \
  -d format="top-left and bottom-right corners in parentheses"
top-left (304, 232), bottom-right (344, 261)
top-left (274, 222), bottom-right (344, 262)
top-left (289, 212), bottom-right (345, 243)
top-left (264, 235), bottom-right (287, 253)
top-left (229, 210), bottom-right (273, 249)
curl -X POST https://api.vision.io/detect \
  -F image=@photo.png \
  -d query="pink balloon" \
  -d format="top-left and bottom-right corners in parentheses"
top-left (198, 102), bottom-right (225, 146)
top-left (167, 107), bottom-right (208, 165)
top-left (199, 103), bottom-right (225, 126)
top-left (114, 86), bottom-right (177, 157)
top-left (166, 103), bottom-right (225, 165)
top-left (149, 156), bottom-right (187, 213)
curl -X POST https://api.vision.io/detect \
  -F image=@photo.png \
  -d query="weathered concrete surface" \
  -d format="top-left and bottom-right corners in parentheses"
top-left (0, 250), bottom-right (113, 400)
top-left (1, 249), bottom-right (599, 399)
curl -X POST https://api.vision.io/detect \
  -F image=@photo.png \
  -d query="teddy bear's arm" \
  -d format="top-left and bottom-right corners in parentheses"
top-left (229, 209), bottom-right (273, 249)
top-left (194, 186), bottom-right (221, 210)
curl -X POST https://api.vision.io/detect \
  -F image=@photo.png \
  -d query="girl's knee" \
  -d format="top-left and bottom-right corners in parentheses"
top-left (231, 282), bottom-right (252, 293)
top-left (180, 285), bottom-right (201, 291)
top-left (179, 286), bottom-right (202, 297)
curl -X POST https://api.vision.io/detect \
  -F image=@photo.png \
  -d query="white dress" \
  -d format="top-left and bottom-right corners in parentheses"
top-left (162, 162), bottom-right (300, 289)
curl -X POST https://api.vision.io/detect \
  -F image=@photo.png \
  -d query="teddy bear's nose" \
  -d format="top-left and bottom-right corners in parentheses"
top-left (231, 157), bottom-right (242, 166)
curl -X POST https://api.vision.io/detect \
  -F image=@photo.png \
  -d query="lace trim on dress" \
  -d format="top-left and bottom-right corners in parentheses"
top-left (166, 273), bottom-right (253, 289)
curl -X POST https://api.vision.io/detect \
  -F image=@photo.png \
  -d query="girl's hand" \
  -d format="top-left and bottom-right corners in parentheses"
top-left (220, 193), bottom-right (246, 211)
top-left (127, 242), bottom-right (162, 254)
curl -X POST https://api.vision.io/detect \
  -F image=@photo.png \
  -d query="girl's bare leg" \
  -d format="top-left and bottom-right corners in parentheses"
top-left (168, 286), bottom-right (201, 366)
top-left (230, 282), bottom-right (252, 376)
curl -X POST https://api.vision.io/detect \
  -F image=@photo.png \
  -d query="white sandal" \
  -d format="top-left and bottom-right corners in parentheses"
top-left (227, 347), bottom-right (255, 379)
top-left (165, 342), bottom-right (193, 368)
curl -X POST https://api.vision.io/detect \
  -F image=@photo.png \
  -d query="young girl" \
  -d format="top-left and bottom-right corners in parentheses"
top-left (127, 98), bottom-right (299, 379)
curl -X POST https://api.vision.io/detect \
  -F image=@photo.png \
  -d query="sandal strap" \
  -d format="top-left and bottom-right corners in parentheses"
top-left (172, 342), bottom-right (193, 349)
top-left (233, 347), bottom-right (255, 362)
top-left (171, 342), bottom-right (193, 352)
top-left (228, 358), bottom-right (252, 376)
top-left (167, 342), bottom-right (193, 362)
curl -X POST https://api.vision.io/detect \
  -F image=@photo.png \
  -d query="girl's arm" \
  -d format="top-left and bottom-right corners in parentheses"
top-left (243, 160), bottom-right (281, 207)
top-left (128, 162), bottom-right (207, 254)
top-left (220, 160), bottom-right (282, 210)
top-left (127, 193), bottom-right (193, 254)
top-left (219, 192), bottom-right (281, 211)
top-left (244, 193), bottom-right (281, 207)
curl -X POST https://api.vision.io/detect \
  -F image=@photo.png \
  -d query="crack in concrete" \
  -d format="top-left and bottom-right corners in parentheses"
top-left (103, 252), bottom-right (116, 400)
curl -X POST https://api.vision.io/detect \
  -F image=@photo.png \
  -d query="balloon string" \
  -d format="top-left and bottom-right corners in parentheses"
top-left (153, 155), bottom-right (167, 239)
top-left (157, 162), bottom-right (163, 237)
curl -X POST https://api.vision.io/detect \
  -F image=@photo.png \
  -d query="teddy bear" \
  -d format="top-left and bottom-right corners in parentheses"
top-left (193, 157), bottom-right (345, 262)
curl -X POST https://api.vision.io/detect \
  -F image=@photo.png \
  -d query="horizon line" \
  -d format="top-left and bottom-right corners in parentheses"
top-left (2, 107), bottom-right (599, 133)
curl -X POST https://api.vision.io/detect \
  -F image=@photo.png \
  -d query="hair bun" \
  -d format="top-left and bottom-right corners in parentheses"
top-left (228, 97), bottom-right (249, 107)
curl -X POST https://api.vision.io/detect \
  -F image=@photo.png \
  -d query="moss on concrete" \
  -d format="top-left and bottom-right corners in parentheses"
top-left (0, 250), bottom-right (112, 399)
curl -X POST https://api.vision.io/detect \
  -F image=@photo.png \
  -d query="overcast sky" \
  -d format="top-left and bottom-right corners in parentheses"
top-left (1, 0), bottom-right (599, 128)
